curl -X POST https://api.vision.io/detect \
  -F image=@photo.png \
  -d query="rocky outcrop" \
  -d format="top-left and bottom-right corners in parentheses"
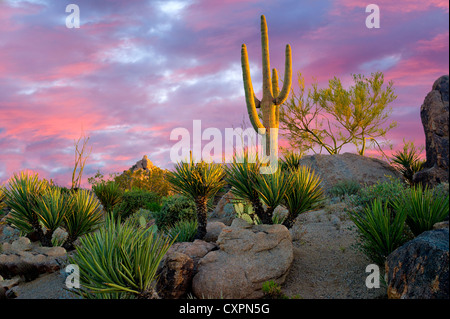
top-left (156, 240), bottom-right (217, 299)
top-left (130, 155), bottom-right (154, 172)
top-left (385, 228), bottom-right (449, 299)
top-left (192, 219), bottom-right (293, 299)
top-left (413, 75), bottom-right (449, 187)
top-left (297, 152), bottom-right (402, 193)
top-left (156, 252), bottom-right (194, 299)
top-left (0, 237), bottom-right (67, 284)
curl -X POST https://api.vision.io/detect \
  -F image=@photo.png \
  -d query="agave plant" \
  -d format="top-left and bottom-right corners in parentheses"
top-left (393, 184), bottom-right (449, 237)
top-left (34, 187), bottom-right (72, 246)
top-left (69, 216), bottom-right (175, 299)
top-left (62, 189), bottom-right (103, 250)
top-left (167, 157), bottom-right (226, 239)
top-left (282, 166), bottom-right (324, 228)
top-left (4, 171), bottom-right (48, 242)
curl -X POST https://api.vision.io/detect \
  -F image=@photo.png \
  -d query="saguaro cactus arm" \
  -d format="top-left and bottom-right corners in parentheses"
top-left (274, 44), bottom-right (292, 105)
top-left (261, 15), bottom-right (273, 100)
top-left (241, 44), bottom-right (264, 131)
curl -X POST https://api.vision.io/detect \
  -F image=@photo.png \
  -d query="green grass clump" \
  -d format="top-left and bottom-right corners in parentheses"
top-left (328, 179), bottom-right (361, 198)
top-left (166, 219), bottom-right (198, 242)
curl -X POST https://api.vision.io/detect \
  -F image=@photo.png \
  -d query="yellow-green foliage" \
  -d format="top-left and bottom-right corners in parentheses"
top-left (114, 167), bottom-right (171, 198)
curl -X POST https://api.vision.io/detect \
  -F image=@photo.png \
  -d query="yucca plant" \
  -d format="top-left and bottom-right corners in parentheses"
top-left (282, 166), bottom-right (324, 228)
top-left (348, 199), bottom-right (407, 266)
top-left (69, 216), bottom-right (175, 299)
top-left (34, 187), bottom-right (72, 246)
top-left (225, 152), bottom-right (267, 223)
top-left (279, 151), bottom-right (303, 171)
top-left (92, 181), bottom-right (123, 214)
top-left (253, 169), bottom-right (291, 224)
top-left (62, 189), bottom-right (103, 251)
top-left (167, 157), bottom-right (226, 239)
top-left (166, 219), bottom-right (198, 242)
top-left (394, 184), bottom-right (449, 237)
top-left (4, 171), bottom-right (48, 242)
top-left (391, 140), bottom-right (425, 185)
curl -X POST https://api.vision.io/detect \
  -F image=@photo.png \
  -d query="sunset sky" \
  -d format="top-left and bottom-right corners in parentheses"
top-left (0, 0), bottom-right (448, 187)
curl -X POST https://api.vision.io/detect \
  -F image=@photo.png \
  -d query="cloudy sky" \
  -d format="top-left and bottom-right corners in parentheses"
top-left (0, 0), bottom-right (448, 187)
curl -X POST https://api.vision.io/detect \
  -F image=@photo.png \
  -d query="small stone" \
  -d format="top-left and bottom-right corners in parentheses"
top-left (11, 237), bottom-right (32, 252)
top-left (0, 276), bottom-right (21, 290)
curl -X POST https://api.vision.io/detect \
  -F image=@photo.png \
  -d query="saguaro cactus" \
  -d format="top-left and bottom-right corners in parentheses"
top-left (241, 15), bottom-right (292, 156)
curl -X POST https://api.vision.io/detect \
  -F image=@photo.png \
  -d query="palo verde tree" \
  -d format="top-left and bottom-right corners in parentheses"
top-left (241, 15), bottom-right (292, 157)
top-left (280, 71), bottom-right (397, 156)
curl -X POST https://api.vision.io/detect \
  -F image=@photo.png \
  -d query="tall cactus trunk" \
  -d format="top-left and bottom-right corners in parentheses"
top-left (241, 15), bottom-right (292, 158)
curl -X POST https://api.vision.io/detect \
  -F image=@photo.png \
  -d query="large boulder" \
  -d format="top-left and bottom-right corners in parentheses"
top-left (297, 152), bottom-right (402, 193)
top-left (192, 219), bottom-right (293, 299)
top-left (156, 240), bottom-right (217, 299)
top-left (413, 75), bottom-right (449, 187)
top-left (385, 228), bottom-right (449, 299)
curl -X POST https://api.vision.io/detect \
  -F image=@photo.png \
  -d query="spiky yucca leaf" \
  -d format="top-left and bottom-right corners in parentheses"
top-left (282, 166), bottom-right (324, 228)
top-left (253, 169), bottom-right (291, 224)
top-left (34, 187), bottom-right (72, 243)
top-left (69, 215), bottom-right (175, 299)
top-left (348, 199), bottom-right (407, 266)
top-left (92, 181), bottom-right (123, 214)
top-left (63, 189), bottom-right (103, 250)
top-left (391, 141), bottom-right (425, 184)
top-left (4, 171), bottom-right (47, 237)
top-left (279, 151), bottom-right (303, 171)
top-left (166, 219), bottom-right (198, 242)
top-left (394, 184), bottom-right (449, 236)
top-left (225, 152), bottom-right (267, 222)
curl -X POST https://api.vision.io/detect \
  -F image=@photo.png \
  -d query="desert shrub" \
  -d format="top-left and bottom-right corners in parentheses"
top-left (113, 189), bottom-right (160, 220)
top-left (394, 184), bottom-right (449, 237)
top-left (328, 179), bottom-right (361, 198)
top-left (68, 215), bottom-right (174, 299)
top-left (166, 219), bottom-right (198, 242)
top-left (62, 189), bottom-right (103, 250)
top-left (114, 167), bottom-right (171, 198)
top-left (432, 182), bottom-right (449, 200)
top-left (125, 209), bottom-right (158, 233)
top-left (92, 181), bottom-right (123, 214)
top-left (145, 201), bottom-right (161, 212)
top-left (152, 195), bottom-right (196, 231)
top-left (349, 177), bottom-right (407, 210)
top-left (348, 199), bottom-right (408, 266)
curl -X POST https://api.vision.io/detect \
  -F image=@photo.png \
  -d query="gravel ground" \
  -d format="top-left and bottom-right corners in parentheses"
top-left (282, 207), bottom-right (387, 299)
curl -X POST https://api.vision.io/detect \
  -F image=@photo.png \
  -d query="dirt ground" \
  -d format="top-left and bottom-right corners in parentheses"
top-left (282, 206), bottom-right (387, 299)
